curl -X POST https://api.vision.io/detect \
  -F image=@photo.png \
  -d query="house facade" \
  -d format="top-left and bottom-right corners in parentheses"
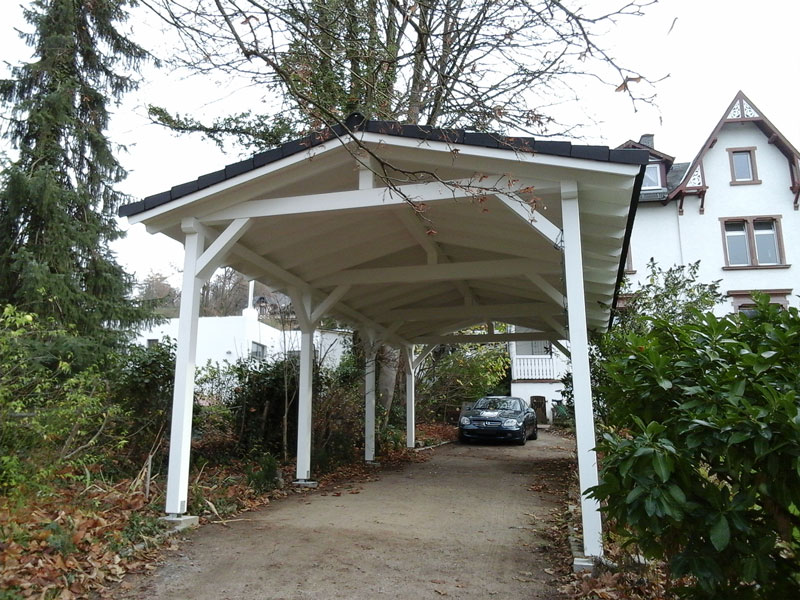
top-left (511, 91), bottom-right (800, 412)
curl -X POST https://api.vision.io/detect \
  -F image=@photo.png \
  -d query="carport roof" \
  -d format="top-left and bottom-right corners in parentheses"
top-left (120, 115), bottom-right (647, 346)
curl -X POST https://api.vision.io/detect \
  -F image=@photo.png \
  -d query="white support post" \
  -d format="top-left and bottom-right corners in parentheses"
top-left (405, 346), bottom-right (416, 448)
top-left (561, 180), bottom-right (603, 559)
top-left (165, 220), bottom-right (205, 518)
top-left (295, 291), bottom-right (315, 483)
top-left (364, 339), bottom-right (378, 462)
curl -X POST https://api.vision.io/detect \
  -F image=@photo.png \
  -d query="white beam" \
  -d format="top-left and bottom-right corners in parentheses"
top-left (358, 155), bottom-right (376, 190)
top-left (526, 272), bottom-right (566, 308)
top-left (551, 339), bottom-right (571, 359)
top-left (496, 194), bottom-right (562, 247)
top-left (295, 291), bottom-right (315, 482)
top-left (287, 287), bottom-right (313, 332)
top-left (231, 244), bottom-right (310, 291)
top-left (379, 302), bottom-right (543, 322)
top-left (165, 220), bottom-right (205, 515)
top-left (194, 218), bottom-right (252, 280)
top-left (395, 207), bottom-right (479, 305)
top-left (225, 237), bottom-right (410, 347)
top-left (311, 285), bottom-right (352, 324)
top-left (281, 227), bottom-right (412, 272)
top-left (299, 235), bottom-right (416, 283)
top-left (395, 207), bottom-right (439, 265)
top-left (561, 179), bottom-right (603, 559)
top-left (413, 344), bottom-right (438, 369)
top-left (313, 258), bottom-right (535, 286)
top-left (542, 315), bottom-right (568, 339)
top-left (405, 346), bottom-right (416, 449)
top-left (413, 332), bottom-right (554, 344)
top-left (203, 179), bottom-right (480, 222)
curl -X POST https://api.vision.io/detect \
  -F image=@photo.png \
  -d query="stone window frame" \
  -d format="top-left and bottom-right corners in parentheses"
top-left (727, 289), bottom-right (792, 313)
top-left (727, 146), bottom-right (762, 185)
top-left (719, 215), bottom-right (788, 270)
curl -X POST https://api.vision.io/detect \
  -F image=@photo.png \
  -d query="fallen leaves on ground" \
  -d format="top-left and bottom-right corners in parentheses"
top-left (0, 424), bottom-right (458, 598)
top-left (0, 484), bottom-right (168, 599)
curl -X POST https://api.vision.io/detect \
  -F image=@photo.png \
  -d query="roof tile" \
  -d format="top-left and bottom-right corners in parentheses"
top-left (609, 148), bottom-right (649, 165)
top-left (196, 169), bottom-right (226, 189)
top-left (533, 140), bottom-right (571, 157)
top-left (570, 145), bottom-right (610, 161)
top-left (121, 115), bottom-right (651, 218)
top-left (225, 158), bottom-right (254, 178)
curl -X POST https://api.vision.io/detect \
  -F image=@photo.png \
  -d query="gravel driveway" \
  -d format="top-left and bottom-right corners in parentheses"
top-left (119, 429), bottom-right (574, 599)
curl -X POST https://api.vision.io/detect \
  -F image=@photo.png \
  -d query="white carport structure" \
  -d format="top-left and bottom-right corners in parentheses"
top-left (120, 116), bottom-right (646, 559)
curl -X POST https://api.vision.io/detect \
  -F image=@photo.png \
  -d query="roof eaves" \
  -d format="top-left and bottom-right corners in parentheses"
top-left (119, 114), bottom-right (649, 218)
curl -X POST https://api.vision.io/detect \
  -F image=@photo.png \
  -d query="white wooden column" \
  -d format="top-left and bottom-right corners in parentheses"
top-left (364, 338), bottom-right (378, 462)
top-left (165, 220), bottom-right (205, 516)
top-left (561, 180), bottom-right (603, 559)
top-left (405, 346), bottom-right (416, 448)
top-left (295, 291), bottom-right (315, 482)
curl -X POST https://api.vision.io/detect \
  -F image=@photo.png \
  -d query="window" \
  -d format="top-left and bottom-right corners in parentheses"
top-left (721, 217), bottom-right (786, 268)
top-left (728, 289), bottom-right (791, 313)
top-left (251, 342), bottom-right (267, 360)
top-left (727, 147), bottom-right (761, 184)
top-left (724, 221), bottom-right (750, 265)
top-left (642, 163), bottom-right (662, 188)
top-left (146, 338), bottom-right (159, 348)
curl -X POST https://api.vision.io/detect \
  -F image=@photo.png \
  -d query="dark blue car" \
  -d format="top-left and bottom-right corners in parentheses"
top-left (459, 396), bottom-right (538, 445)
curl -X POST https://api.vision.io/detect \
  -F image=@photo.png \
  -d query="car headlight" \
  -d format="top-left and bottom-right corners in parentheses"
top-left (503, 418), bottom-right (520, 428)
top-left (460, 416), bottom-right (471, 426)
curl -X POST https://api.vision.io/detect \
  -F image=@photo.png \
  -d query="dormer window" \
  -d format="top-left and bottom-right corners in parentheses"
top-left (643, 163), bottom-right (662, 189)
top-left (727, 147), bottom-right (761, 185)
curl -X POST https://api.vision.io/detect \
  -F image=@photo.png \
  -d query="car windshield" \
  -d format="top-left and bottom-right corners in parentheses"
top-left (473, 398), bottom-right (519, 411)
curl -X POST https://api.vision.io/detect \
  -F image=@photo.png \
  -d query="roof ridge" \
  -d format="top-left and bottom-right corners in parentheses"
top-left (119, 116), bottom-right (648, 218)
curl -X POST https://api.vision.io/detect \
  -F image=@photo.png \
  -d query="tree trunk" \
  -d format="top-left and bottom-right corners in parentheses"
top-left (378, 344), bottom-right (400, 427)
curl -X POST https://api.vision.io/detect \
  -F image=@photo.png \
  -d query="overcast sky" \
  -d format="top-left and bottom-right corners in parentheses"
top-left (1, 0), bottom-right (798, 284)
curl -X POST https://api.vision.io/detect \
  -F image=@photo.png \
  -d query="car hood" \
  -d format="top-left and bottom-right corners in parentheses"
top-left (463, 409), bottom-right (521, 420)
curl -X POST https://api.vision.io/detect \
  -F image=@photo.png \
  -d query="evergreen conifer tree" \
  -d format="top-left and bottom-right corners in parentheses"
top-left (0, 0), bottom-right (152, 362)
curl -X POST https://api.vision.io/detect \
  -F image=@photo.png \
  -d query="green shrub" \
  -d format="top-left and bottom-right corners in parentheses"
top-left (415, 343), bottom-right (510, 422)
top-left (0, 306), bottom-right (117, 494)
top-left (590, 295), bottom-right (800, 598)
top-left (246, 451), bottom-right (280, 493)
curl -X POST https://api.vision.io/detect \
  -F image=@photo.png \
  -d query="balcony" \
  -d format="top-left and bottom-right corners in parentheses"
top-left (512, 356), bottom-right (558, 381)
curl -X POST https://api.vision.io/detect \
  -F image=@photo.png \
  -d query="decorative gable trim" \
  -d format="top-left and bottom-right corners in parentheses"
top-left (687, 165), bottom-right (704, 187)
top-left (742, 99), bottom-right (759, 118)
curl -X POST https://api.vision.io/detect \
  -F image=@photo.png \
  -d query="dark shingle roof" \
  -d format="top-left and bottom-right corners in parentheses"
top-left (119, 114), bottom-right (649, 218)
top-left (666, 162), bottom-right (690, 193)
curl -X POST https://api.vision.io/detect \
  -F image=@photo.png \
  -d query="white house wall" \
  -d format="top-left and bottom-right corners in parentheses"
top-left (627, 201), bottom-right (684, 276)
top-left (136, 311), bottom-right (348, 369)
top-left (630, 121), bottom-right (799, 313)
top-left (510, 338), bottom-right (570, 422)
top-left (513, 99), bottom-right (800, 409)
top-left (511, 381), bottom-right (565, 423)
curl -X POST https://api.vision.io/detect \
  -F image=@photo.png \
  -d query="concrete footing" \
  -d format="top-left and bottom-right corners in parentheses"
top-left (161, 514), bottom-right (199, 531)
top-left (292, 480), bottom-right (319, 488)
top-left (572, 556), bottom-right (596, 572)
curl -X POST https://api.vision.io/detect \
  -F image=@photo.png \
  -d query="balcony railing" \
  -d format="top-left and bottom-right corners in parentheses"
top-left (513, 356), bottom-right (557, 380)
